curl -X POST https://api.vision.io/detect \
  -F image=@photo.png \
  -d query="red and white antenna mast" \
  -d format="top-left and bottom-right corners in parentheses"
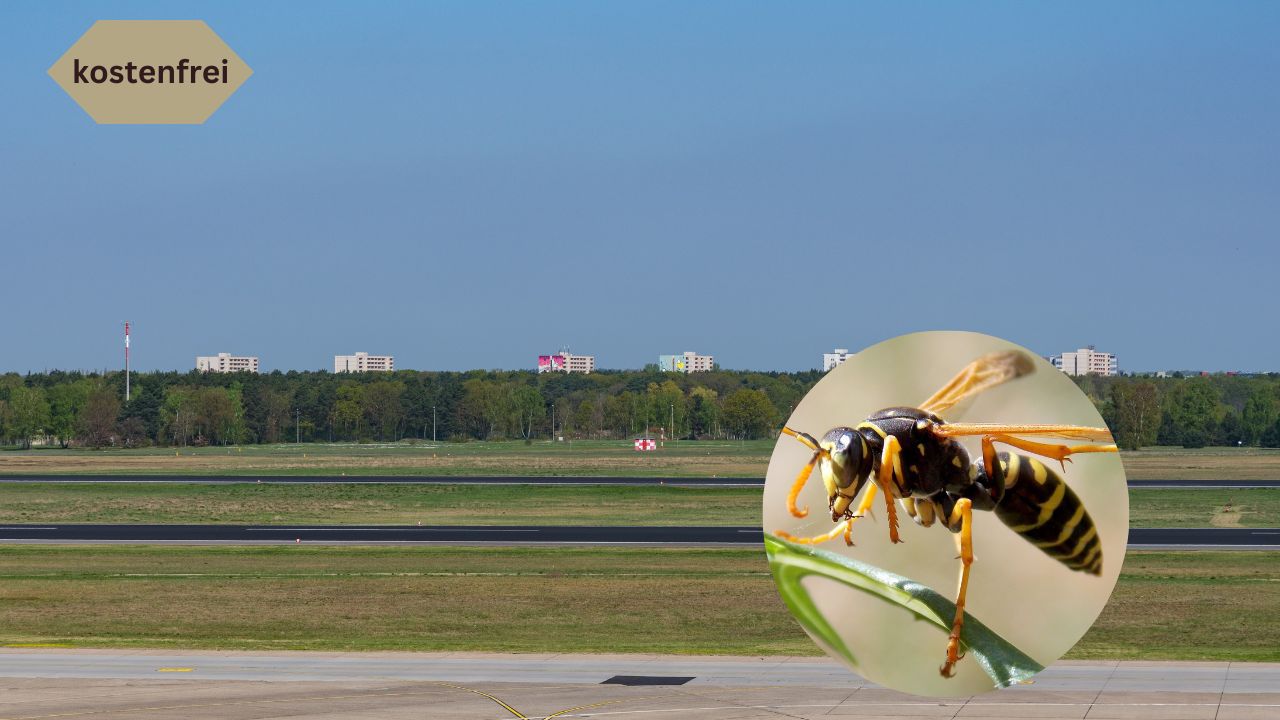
top-left (124, 321), bottom-right (131, 402)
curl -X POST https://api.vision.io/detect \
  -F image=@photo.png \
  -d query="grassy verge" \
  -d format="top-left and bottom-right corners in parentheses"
top-left (0, 440), bottom-right (772, 478)
top-left (0, 546), bottom-right (1274, 661)
top-left (0, 483), bottom-right (761, 526)
top-left (5, 443), bottom-right (1280, 480)
top-left (0, 483), bottom-right (1274, 528)
top-left (1069, 551), bottom-right (1280, 662)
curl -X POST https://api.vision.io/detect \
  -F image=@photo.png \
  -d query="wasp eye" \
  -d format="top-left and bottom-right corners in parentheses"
top-left (837, 433), bottom-right (852, 450)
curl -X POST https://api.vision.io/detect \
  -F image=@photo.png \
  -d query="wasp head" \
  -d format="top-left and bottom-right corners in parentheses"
top-left (781, 425), bottom-right (870, 520)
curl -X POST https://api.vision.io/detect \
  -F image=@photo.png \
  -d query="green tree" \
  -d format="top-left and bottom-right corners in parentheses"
top-left (48, 380), bottom-right (93, 448)
top-left (332, 382), bottom-right (365, 440)
top-left (1242, 387), bottom-right (1279, 447)
top-left (1162, 379), bottom-right (1220, 448)
top-left (9, 386), bottom-right (51, 449)
top-left (79, 386), bottom-right (121, 448)
top-left (1110, 381), bottom-right (1160, 450)
top-left (509, 384), bottom-right (545, 441)
top-left (362, 381), bottom-right (406, 441)
top-left (688, 386), bottom-right (720, 438)
top-left (647, 380), bottom-right (687, 439)
top-left (721, 388), bottom-right (778, 439)
top-left (161, 386), bottom-right (198, 446)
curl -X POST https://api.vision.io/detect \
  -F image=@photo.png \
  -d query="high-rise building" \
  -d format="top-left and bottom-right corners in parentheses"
top-left (1052, 346), bottom-right (1118, 376)
top-left (658, 351), bottom-right (715, 373)
top-left (823, 348), bottom-right (853, 371)
top-left (196, 353), bottom-right (259, 373)
top-left (538, 350), bottom-right (594, 374)
top-left (334, 352), bottom-right (394, 373)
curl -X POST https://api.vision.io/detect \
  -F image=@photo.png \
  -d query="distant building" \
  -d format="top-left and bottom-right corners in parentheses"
top-left (1051, 346), bottom-right (1118, 376)
top-left (196, 353), bottom-right (259, 373)
top-left (334, 352), bottom-right (394, 373)
top-left (823, 348), bottom-right (853, 371)
top-left (538, 350), bottom-right (595, 374)
top-left (658, 351), bottom-right (715, 373)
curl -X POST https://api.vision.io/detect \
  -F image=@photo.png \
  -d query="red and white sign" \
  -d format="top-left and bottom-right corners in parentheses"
top-left (634, 439), bottom-right (656, 451)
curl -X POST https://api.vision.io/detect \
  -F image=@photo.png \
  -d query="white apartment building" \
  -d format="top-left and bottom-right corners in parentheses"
top-left (196, 353), bottom-right (259, 373)
top-left (334, 352), bottom-right (395, 373)
top-left (1052, 346), bottom-right (1118, 376)
top-left (538, 350), bottom-right (595, 374)
top-left (823, 348), bottom-right (853, 371)
top-left (658, 351), bottom-right (715, 373)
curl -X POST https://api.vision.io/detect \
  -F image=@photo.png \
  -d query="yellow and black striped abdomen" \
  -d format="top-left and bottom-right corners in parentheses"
top-left (990, 452), bottom-right (1103, 575)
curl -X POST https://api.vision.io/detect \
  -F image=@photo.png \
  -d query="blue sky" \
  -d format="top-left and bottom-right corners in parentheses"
top-left (2, 2), bottom-right (1278, 373)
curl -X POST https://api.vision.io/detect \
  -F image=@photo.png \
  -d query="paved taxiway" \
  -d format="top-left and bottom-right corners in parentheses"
top-left (0, 650), bottom-right (1276, 719)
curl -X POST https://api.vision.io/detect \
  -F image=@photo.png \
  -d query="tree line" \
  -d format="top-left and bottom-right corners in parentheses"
top-left (0, 368), bottom-right (819, 448)
top-left (1, 368), bottom-right (1278, 450)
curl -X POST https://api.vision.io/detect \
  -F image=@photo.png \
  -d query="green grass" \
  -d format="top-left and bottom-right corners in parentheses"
top-left (1129, 488), bottom-right (1280, 527)
top-left (0, 482), bottom-right (1274, 528)
top-left (7, 442), bottom-right (1280, 480)
top-left (0, 546), bottom-right (1273, 661)
top-left (0, 440), bottom-right (773, 477)
top-left (1069, 551), bottom-right (1280, 662)
top-left (0, 482), bottom-right (763, 526)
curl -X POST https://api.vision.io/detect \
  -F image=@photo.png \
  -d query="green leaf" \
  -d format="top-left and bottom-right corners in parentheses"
top-left (765, 534), bottom-right (1043, 689)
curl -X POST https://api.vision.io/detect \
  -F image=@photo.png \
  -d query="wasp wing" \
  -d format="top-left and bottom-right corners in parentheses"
top-left (930, 422), bottom-right (1114, 442)
top-left (918, 350), bottom-right (1037, 417)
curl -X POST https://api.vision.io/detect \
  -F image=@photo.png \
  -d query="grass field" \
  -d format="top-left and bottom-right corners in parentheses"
top-left (0, 546), bottom-right (1273, 661)
top-left (4, 442), bottom-right (1280, 480)
top-left (0, 482), bottom-right (1273, 528)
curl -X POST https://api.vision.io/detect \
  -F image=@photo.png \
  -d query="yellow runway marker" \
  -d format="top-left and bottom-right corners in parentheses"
top-left (434, 682), bottom-right (528, 719)
top-left (156, 668), bottom-right (193, 673)
top-left (543, 696), bottom-right (656, 719)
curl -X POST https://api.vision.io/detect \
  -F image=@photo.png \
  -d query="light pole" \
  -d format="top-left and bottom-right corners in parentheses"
top-left (432, 406), bottom-right (437, 443)
top-left (295, 409), bottom-right (300, 444)
top-left (551, 403), bottom-right (555, 441)
top-left (670, 403), bottom-right (675, 446)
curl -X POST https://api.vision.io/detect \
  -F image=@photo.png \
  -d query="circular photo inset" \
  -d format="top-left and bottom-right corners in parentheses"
top-left (764, 331), bottom-right (1127, 697)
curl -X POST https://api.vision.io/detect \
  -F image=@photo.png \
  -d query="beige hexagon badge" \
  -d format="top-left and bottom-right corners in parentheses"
top-left (48, 21), bottom-right (252, 124)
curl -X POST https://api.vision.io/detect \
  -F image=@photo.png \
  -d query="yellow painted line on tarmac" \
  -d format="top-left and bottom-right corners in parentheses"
top-left (0, 688), bottom-right (455, 720)
top-left (434, 681), bottom-right (528, 719)
top-left (543, 695), bottom-right (659, 719)
top-left (156, 667), bottom-right (194, 673)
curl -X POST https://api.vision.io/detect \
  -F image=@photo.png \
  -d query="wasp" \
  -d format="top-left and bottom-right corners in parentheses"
top-left (776, 350), bottom-right (1118, 678)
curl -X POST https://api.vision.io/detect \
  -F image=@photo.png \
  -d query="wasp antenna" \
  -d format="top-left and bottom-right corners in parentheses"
top-left (781, 426), bottom-right (824, 454)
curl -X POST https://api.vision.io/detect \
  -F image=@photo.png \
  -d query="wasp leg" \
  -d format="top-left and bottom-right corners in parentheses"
top-left (786, 451), bottom-right (820, 518)
top-left (877, 436), bottom-right (902, 544)
top-left (940, 497), bottom-right (974, 678)
top-left (777, 483), bottom-right (877, 547)
top-left (775, 518), bottom-right (852, 546)
top-left (985, 433), bottom-right (1117, 473)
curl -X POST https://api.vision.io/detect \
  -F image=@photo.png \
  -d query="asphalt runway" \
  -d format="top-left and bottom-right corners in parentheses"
top-left (0, 650), bottom-right (1276, 720)
top-left (2, 474), bottom-right (1279, 488)
top-left (0, 523), bottom-right (1277, 547)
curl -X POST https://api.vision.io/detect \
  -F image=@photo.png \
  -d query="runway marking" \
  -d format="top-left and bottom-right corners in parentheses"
top-left (433, 681), bottom-right (528, 719)
top-left (155, 668), bottom-right (193, 673)
top-left (0, 687), bottom-right (459, 720)
top-left (542, 696), bottom-right (657, 719)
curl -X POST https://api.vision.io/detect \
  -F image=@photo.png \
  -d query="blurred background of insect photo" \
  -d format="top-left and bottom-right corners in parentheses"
top-left (764, 330), bottom-right (1127, 697)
